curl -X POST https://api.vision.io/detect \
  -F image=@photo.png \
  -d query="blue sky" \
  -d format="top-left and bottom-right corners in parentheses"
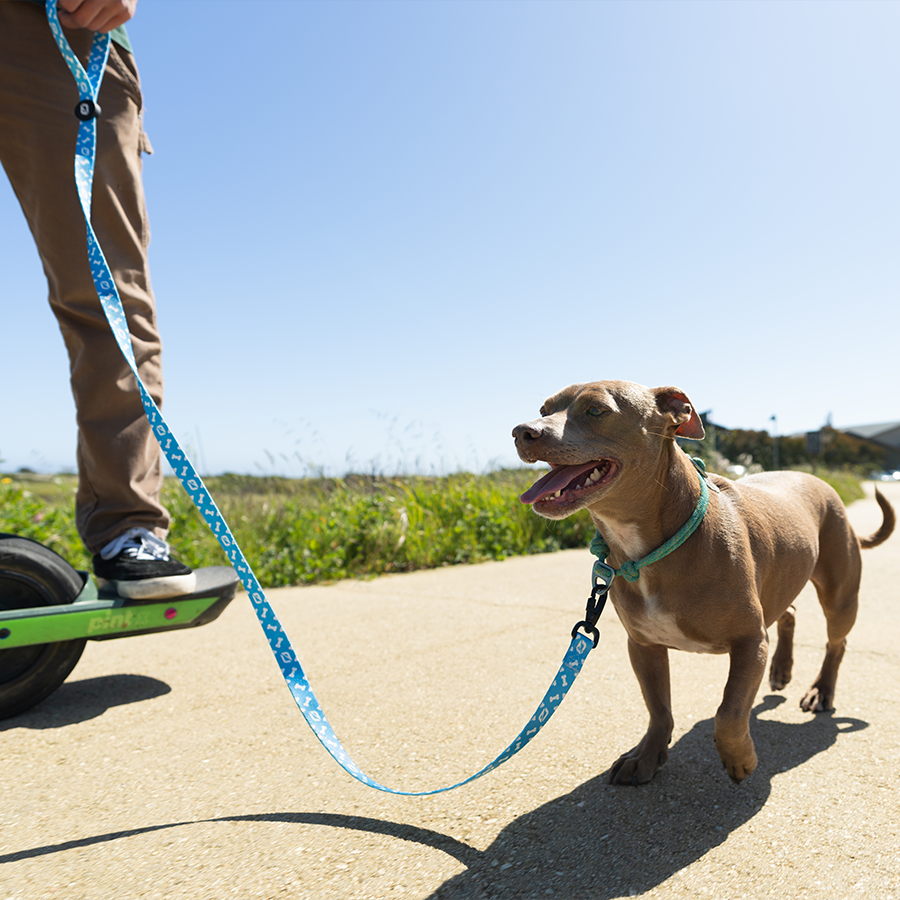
top-left (2, 0), bottom-right (898, 477)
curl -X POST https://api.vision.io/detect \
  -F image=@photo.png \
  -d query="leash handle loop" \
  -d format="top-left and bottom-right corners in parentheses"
top-left (46, 1), bottom-right (593, 795)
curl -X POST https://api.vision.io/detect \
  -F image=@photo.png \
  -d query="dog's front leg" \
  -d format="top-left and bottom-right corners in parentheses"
top-left (714, 633), bottom-right (769, 782)
top-left (609, 638), bottom-right (674, 785)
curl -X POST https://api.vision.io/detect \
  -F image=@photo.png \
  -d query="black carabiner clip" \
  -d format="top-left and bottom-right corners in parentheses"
top-left (571, 566), bottom-right (613, 649)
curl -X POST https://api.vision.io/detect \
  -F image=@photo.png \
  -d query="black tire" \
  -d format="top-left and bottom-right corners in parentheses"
top-left (0, 534), bottom-right (87, 719)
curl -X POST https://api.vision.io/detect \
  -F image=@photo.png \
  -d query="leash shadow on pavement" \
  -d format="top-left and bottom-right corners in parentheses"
top-left (0, 695), bottom-right (867, 891)
top-left (214, 813), bottom-right (483, 868)
top-left (0, 811), bottom-right (481, 869)
top-left (0, 673), bottom-right (171, 731)
top-left (427, 694), bottom-right (868, 900)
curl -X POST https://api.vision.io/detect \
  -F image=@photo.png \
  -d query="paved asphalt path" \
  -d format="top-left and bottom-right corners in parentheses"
top-left (3, 482), bottom-right (899, 900)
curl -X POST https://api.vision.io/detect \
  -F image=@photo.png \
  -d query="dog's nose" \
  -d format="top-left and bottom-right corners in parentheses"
top-left (512, 422), bottom-right (542, 445)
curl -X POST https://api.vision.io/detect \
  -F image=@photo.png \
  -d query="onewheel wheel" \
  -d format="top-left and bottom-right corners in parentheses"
top-left (0, 534), bottom-right (87, 719)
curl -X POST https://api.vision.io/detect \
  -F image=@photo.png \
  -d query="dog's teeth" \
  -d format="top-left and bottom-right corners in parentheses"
top-left (590, 468), bottom-right (601, 482)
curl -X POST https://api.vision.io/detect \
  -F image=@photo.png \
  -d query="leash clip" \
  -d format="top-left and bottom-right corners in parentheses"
top-left (571, 561), bottom-right (614, 649)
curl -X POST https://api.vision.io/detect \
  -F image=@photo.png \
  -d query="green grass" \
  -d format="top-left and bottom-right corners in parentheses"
top-left (0, 469), bottom-right (593, 585)
top-left (0, 464), bottom-right (867, 587)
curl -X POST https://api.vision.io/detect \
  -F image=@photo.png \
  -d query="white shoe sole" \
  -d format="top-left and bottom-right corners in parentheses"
top-left (97, 571), bottom-right (198, 600)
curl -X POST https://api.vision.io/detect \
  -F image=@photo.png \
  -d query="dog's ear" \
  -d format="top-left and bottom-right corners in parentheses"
top-left (653, 387), bottom-right (705, 440)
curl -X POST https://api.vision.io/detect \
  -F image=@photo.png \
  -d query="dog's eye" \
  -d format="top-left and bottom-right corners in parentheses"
top-left (587, 407), bottom-right (606, 417)
top-left (539, 406), bottom-right (548, 417)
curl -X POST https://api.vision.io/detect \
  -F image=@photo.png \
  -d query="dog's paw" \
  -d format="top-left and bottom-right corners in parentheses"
top-left (800, 685), bottom-right (835, 713)
top-left (768, 657), bottom-right (793, 692)
top-left (722, 753), bottom-right (757, 783)
top-left (608, 745), bottom-right (668, 786)
top-left (714, 733), bottom-right (758, 783)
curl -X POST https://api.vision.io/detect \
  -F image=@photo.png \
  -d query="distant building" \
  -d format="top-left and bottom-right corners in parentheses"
top-left (843, 422), bottom-right (900, 468)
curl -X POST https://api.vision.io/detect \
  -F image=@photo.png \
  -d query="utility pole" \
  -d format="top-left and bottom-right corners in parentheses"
top-left (770, 415), bottom-right (779, 470)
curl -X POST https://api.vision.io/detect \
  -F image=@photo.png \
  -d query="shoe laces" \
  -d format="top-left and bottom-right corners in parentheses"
top-left (100, 527), bottom-right (171, 562)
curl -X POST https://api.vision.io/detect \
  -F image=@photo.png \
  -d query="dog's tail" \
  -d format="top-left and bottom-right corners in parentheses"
top-left (859, 488), bottom-right (896, 549)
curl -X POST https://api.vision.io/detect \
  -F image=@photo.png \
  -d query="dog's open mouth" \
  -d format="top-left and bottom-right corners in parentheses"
top-left (520, 459), bottom-right (618, 507)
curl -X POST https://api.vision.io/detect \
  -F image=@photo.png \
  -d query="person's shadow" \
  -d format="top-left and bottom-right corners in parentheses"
top-left (0, 673), bottom-right (171, 730)
top-left (426, 695), bottom-right (867, 899)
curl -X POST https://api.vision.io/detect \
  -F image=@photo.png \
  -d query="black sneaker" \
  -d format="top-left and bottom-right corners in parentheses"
top-left (93, 527), bottom-right (197, 600)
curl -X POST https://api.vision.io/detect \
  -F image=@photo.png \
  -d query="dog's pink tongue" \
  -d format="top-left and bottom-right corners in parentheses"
top-left (520, 463), bottom-right (595, 504)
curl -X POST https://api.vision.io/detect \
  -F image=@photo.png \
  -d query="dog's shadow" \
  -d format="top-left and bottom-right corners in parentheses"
top-left (0, 696), bottom-right (866, 892)
top-left (427, 695), bottom-right (867, 899)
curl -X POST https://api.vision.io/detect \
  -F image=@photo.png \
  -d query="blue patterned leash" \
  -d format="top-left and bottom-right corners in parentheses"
top-left (45, 2), bottom-right (596, 795)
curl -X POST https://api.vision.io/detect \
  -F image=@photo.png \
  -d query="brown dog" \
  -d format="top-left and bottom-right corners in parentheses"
top-left (513, 380), bottom-right (895, 784)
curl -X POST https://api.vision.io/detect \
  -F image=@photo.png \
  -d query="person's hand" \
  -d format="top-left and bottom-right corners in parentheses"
top-left (57, 0), bottom-right (137, 33)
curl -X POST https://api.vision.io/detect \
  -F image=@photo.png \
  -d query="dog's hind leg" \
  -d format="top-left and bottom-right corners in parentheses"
top-left (799, 502), bottom-right (866, 713)
top-left (800, 568), bottom-right (860, 713)
top-left (768, 604), bottom-right (796, 691)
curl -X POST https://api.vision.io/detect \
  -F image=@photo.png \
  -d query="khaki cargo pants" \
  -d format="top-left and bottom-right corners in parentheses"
top-left (0, 1), bottom-right (168, 554)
